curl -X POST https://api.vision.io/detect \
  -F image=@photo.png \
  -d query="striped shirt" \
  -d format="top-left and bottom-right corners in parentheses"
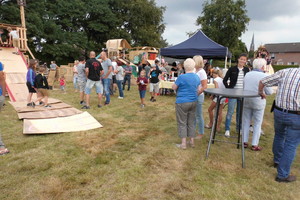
top-left (235, 68), bottom-right (244, 89)
top-left (261, 68), bottom-right (300, 111)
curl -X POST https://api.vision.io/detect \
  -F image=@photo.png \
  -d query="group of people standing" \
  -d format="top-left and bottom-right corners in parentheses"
top-left (172, 54), bottom-right (300, 183)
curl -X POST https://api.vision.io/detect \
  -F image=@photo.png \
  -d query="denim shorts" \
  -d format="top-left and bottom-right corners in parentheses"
top-left (139, 90), bottom-right (146, 98)
top-left (84, 79), bottom-right (103, 95)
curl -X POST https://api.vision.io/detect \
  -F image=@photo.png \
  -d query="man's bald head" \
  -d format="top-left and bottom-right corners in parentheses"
top-left (89, 51), bottom-right (96, 58)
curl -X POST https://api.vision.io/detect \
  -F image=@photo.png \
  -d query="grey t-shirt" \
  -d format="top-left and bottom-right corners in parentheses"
top-left (77, 63), bottom-right (87, 82)
top-left (116, 66), bottom-right (124, 81)
top-left (101, 59), bottom-right (113, 79)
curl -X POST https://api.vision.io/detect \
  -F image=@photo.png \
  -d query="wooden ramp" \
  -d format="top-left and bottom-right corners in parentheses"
top-left (1, 48), bottom-right (103, 134)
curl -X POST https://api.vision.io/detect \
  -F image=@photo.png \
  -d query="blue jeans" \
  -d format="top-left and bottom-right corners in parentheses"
top-left (196, 94), bottom-right (205, 135)
top-left (123, 75), bottom-right (131, 90)
top-left (116, 80), bottom-right (124, 97)
top-left (273, 109), bottom-right (300, 179)
top-left (225, 98), bottom-right (241, 131)
top-left (102, 78), bottom-right (111, 104)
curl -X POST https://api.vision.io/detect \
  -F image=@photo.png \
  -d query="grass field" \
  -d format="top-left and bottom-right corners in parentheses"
top-left (0, 82), bottom-right (299, 200)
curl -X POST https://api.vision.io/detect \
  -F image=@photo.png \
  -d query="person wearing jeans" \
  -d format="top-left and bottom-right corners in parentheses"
top-left (193, 55), bottom-right (207, 139)
top-left (123, 61), bottom-right (132, 91)
top-left (115, 65), bottom-right (124, 99)
top-left (100, 51), bottom-right (113, 105)
top-left (223, 53), bottom-right (249, 137)
top-left (259, 67), bottom-right (300, 183)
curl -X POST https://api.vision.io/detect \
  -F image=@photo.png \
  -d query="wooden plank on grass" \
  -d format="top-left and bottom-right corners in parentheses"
top-left (23, 112), bottom-right (103, 134)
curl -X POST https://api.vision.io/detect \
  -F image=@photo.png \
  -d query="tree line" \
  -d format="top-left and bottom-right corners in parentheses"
top-left (0, 0), bottom-right (250, 63)
top-left (0, 0), bottom-right (167, 63)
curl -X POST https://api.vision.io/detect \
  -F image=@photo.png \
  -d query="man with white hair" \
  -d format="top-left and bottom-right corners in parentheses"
top-left (242, 58), bottom-right (273, 151)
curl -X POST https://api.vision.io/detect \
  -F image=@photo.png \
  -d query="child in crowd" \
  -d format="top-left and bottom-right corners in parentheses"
top-left (34, 66), bottom-right (51, 107)
top-left (59, 75), bottom-right (66, 92)
top-left (137, 70), bottom-right (148, 108)
top-left (206, 68), bottom-right (225, 132)
top-left (115, 62), bottom-right (124, 99)
top-left (26, 60), bottom-right (37, 107)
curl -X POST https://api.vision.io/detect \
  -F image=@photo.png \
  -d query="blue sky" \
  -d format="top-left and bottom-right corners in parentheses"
top-left (156, 0), bottom-right (300, 50)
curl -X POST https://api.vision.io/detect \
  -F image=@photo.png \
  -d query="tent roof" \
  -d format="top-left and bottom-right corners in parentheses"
top-left (160, 30), bottom-right (231, 59)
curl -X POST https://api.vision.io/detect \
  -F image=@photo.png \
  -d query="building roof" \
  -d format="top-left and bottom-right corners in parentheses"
top-left (265, 42), bottom-right (300, 53)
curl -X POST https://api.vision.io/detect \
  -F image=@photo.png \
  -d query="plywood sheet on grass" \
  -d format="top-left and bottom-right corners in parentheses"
top-left (15, 102), bottom-right (72, 113)
top-left (9, 98), bottom-right (62, 111)
top-left (18, 107), bottom-right (82, 119)
top-left (23, 112), bottom-right (103, 134)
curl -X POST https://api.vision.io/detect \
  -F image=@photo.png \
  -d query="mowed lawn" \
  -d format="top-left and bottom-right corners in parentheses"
top-left (0, 82), bottom-right (299, 200)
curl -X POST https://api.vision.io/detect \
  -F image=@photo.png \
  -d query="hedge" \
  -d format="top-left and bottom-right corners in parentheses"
top-left (273, 65), bottom-right (299, 72)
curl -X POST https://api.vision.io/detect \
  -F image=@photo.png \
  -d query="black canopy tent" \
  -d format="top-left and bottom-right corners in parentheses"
top-left (160, 30), bottom-right (231, 67)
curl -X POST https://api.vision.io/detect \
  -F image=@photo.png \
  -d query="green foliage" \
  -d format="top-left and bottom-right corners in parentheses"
top-left (0, 0), bottom-right (167, 63)
top-left (196, 0), bottom-right (250, 60)
top-left (273, 65), bottom-right (299, 72)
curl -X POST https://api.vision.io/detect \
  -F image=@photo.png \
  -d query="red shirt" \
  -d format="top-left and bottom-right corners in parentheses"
top-left (137, 77), bottom-right (148, 91)
top-left (60, 79), bottom-right (66, 86)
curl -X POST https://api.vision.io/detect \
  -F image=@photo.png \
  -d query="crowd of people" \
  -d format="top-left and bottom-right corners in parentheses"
top-left (1, 43), bottom-right (299, 183)
top-left (172, 53), bottom-right (299, 183)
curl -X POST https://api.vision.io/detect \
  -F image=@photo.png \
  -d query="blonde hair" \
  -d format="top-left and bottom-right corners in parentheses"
top-left (212, 68), bottom-right (223, 78)
top-left (193, 55), bottom-right (204, 69)
top-left (183, 58), bottom-right (195, 71)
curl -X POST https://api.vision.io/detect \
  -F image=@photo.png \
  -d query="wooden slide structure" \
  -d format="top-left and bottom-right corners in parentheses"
top-left (1, 47), bottom-right (102, 134)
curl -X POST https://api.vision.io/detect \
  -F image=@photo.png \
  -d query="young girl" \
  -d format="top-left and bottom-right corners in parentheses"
top-left (26, 60), bottom-right (37, 107)
top-left (137, 70), bottom-right (148, 108)
top-left (59, 75), bottom-right (66, 92)
top-left (206, 68), bottom-right (225, 132)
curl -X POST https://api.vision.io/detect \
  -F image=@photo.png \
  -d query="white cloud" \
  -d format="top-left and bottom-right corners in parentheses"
top-left (157, 0), bottom-right (300, 50)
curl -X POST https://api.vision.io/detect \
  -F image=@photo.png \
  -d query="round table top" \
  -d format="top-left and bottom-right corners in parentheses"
top-left (204, 88), bottom-right (260, 98)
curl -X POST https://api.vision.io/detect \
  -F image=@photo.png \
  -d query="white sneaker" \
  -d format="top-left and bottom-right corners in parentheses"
top-left (118, 96), bottom-right (124, 99)
top-left (225, 130), bottom-right (230, 137)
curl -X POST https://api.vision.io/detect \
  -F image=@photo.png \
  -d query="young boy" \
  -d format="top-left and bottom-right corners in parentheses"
top-left (137, 70), bottom-right (148, 108)
top-left (34, 66), bottom-right (51, 107)
top-left (149, 64), bottom-right (162, 102)
top-left (7, 27), bottom-right (19, 54)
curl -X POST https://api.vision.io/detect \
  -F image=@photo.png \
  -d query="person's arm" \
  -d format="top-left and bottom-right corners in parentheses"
top-left (172, 83), bottom-right (178, 91)
top-left (199, 79), bottom-right (207, 94)
top-left (85, 67), bottom-right (89, 77)
top-left (223, 68), bottom-right (231, 88)
top-left (0, 71), bottom-right (6, 96)
top-left (258, 81), bottom-right (266, 99)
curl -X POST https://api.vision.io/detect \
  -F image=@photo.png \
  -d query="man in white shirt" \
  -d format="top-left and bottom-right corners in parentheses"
top-left (7, 27), bottom-right (19, 54)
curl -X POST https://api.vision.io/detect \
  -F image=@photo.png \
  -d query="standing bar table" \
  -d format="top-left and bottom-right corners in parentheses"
top-left (204, 88), bottom-right (260, 168)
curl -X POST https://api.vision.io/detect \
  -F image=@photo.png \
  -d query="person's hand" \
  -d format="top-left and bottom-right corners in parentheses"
top-left (259, 91), bottom-right (266, 99)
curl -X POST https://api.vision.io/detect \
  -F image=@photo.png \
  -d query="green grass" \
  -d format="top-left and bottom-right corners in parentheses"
top-left (0, 82), bottom-right (299, 200)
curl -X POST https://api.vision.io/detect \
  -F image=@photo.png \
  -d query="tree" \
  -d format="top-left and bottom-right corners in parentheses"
top-left (196, 0), bottom-right (250, 60)
top-left (0, 0), bottom-right (167, 63)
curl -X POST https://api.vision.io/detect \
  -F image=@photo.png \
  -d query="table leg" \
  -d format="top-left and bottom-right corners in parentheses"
top-left (239, 98), bottom-right (245, 168)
